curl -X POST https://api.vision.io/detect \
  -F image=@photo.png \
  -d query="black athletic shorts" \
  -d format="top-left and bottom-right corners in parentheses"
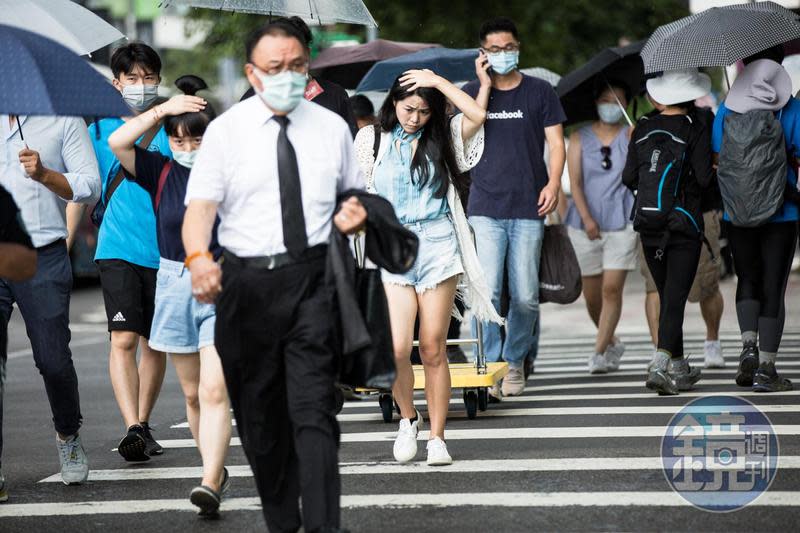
top-left (97, 259), bottom-right (157, 338)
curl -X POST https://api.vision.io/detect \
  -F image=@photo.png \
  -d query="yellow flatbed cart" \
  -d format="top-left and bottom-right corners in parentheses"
top-left (371, 323), bottom-right (509, 422)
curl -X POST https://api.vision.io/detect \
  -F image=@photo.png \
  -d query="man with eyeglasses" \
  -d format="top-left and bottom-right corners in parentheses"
top-left (183, 19), bottom-right (365, 533)
top-left (461, 17), bottom-right (567, 399)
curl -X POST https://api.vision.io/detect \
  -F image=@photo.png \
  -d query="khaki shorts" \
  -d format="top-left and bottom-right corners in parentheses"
top-left (638, 211), bottom-right (721, 303)
top-left (567, 225), bottom-right (638, 276)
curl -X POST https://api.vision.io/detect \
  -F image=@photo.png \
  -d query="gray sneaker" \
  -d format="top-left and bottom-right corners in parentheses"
top-left (57, 434), bottom-right (89, 485)
top-left (670, 358), bottom-right (702, 391)
top-left (0, 468), bottom-right (7, 503)
top-left (646, 368), bottom-right (679, 395)
top-left (604, 340), bottom-right (625, 371)
top-left (501, 367), bottom-right (526, 396)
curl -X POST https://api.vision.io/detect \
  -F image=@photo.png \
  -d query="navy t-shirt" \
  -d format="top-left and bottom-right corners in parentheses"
top-left (463, 75), bottom-right (567, 219)
top-left (129, 146), bottom-right (222, 262)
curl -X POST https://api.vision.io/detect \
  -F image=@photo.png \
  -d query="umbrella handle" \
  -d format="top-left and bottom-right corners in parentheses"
top-left (604, 79), bottom-right (634, 127)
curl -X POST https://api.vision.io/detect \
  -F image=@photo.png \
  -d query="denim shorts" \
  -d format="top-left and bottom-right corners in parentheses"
top-left (148, 258), bottom-right (216, 354)
top-left (382, 216), bottom-right (464, 293)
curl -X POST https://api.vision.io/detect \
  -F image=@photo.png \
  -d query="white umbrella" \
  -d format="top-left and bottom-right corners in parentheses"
top-left (520, 67), bottom-right (561, 87)
top-left (168, 0), bottom-right (378, 27)
top-left (0, 0), bottom-right (125, 56)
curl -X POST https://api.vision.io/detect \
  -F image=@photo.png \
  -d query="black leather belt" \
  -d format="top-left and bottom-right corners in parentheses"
top-left (37, 238), bottom-right (66, 252)
top-left (222, 244), bottom-right (327, 270)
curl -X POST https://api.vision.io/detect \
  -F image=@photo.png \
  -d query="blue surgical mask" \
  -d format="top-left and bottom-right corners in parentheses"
top-left (122, 84), bottom-right (159, 112)
top-left (597, 103), bottom-right (625, 124)
top-left (173, 149), bottom-right (198, 169)
top-left (487, 51), bottom-right (519, 75)
top-left (254, 70), bottom-right (307, 113)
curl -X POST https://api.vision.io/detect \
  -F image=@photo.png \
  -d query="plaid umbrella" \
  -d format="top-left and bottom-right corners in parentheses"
top-left (641, 1), bottom-right (800, 74)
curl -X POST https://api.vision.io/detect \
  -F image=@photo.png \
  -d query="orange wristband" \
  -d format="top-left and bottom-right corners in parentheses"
top-left (184, 251), bottom-right (213, 268)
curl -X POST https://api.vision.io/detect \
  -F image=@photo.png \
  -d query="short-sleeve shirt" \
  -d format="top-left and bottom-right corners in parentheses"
top-left (90, 118), bottom-right (173, 268)
top-left (129, 147), bottom-right (221, 263)
top-left (712, 99), bottom-right (800, 223)
top-left (462, 74), bottom-right (567, 219)
top-left (0, 184), bottom-right (33, 248)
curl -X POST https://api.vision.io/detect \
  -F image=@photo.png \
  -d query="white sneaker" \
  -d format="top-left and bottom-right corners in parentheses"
top-left (426, 437), bottom-right (453, 466)
top-left (393, 410), bottom-right (422, 463)
top-left (588, 353), bottom-right (608, 374)
top-left (501, 367), bottom-right (526, 396)
top-left (57, 433), bottom-right (89, 485)
top-left (487, 382), bottom-right (502, 403)
top-left (604, 340), bottom-right (625, 371)
top-left (704, 340), bottom-right (725, 368)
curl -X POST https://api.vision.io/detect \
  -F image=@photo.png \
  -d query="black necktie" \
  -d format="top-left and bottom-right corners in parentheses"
top-left (273, 115), bottom-right (307, 258)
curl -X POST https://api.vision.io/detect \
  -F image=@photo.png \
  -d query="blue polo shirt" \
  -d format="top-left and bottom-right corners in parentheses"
top-left (90, 118), bottom-right (172, 268)
top-left (712, 99), bottom-right (800, 223)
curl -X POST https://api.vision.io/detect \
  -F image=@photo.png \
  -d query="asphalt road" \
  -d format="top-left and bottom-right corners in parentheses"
top-left (1, 274), bottom-right (799, 532)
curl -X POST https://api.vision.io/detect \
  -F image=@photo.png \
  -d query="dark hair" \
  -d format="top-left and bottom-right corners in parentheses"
top-left (349, 94), bottom-right (375, 119)
top-left (593, 79), bottom-right (632, 104)
top-left (744, 45), bottom-right (785, 66)
top-left (245, 19), bottom-right (308, 62)
top-left (378, 78), bottom-right (466, 199)
top-left (163, 75), bottom-right (216, 138)
top-left (479, 17), bottom-right (519, 43)
top-left (110, 42), bottom-right (161, 79)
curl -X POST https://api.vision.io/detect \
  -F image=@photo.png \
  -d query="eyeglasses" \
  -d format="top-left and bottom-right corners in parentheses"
top-left (482, 43), bottom-right (520, 54)
top-left (600, 146), bottom-right (612, 170)
top-left (251, 62), bottom-right (309, 77)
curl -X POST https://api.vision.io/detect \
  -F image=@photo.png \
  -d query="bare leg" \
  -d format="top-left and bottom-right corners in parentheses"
top-left (417, 277), bottom-right (457, 440)
top-left (198, 345), bottom-right (232, 491)
top-left (385, 284), bottom-right (419, 421)
top-left (645, 291), bottom-right (660, 347)
top-left (700, 290), bottom-right (724, 341)
top-left (170, 354), bottom-right (200, 445)
top-left (582, 274), bottom-right (603, 327)
top-left (109, 330), bottom-right (142, 428)
top-left (595, 270), bottom-right (627, 354)
top-left (138, 338), bottom-right (166, 424)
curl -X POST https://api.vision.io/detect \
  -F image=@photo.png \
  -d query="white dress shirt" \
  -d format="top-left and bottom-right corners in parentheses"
top-left (0, 115), bottom-right (100, 247)
top-left (186, 96), bottom-right (365, 257)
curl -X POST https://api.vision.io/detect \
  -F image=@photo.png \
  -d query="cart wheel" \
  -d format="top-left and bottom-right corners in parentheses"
top-left (463, 389), bottom-right (478, 419)
top-left (477, 388), bottom-right (488, 411)
top-left (379, 393), bottom-right (394, 423)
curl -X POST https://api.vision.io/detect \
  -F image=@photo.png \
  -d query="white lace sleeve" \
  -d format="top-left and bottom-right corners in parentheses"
top-left (354, 126), bottom-right (376, 190)
top-left (450, 113), bottom-right (485, 173)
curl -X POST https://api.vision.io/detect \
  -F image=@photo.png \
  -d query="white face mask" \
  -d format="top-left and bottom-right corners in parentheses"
top-left (254, 69), bottom-right (307, 113)
top-left (122, 84), bottom-right (159, 112)
top-left (597, 103), bottom-right (625, 124)
top-left (173, 149), bottom-right (198, 169)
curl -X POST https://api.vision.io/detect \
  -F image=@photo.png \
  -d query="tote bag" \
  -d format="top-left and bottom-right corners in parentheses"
top-left (539, 222), bottom-right (582, 305)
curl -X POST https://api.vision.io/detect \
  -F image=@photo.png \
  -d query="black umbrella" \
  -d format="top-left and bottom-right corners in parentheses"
top-left (641, 1), bottom-right (800, 75)
top-left (557, 41), bottom-right (644, 127)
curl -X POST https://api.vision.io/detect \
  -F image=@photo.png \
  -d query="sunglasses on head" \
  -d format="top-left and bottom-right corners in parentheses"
top-left (600, 146), bottom-right (612, 170)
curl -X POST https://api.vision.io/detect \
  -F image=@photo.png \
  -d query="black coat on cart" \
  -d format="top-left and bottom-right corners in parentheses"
top-left (327, 190), bottom-right (418, 389)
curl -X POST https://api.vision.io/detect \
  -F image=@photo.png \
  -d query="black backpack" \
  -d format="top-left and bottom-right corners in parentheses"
top-left (717, 109), bottom-right (788, 227)
top-left (631, 116), bottom-right (701, 239)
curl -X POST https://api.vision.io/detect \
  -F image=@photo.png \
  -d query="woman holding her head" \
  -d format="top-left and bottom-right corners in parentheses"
top-left (354, 63), bottom-right (502, 466)
top-left (108, 75), bottom-right (232, 517)
top-left (565, 82), bottom-right (636, 375)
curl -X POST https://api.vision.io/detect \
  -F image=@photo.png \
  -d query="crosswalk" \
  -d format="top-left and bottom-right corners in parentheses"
top-left (3, 332), bottom-right (800, 529)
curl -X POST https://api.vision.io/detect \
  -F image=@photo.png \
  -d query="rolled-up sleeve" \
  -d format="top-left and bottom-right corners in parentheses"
top-left (338, 122), bottom-right (365, 192)
top-left (61, 117), bottom-right (101, 203)
top-left (186, 119), bottom-right (227, 205)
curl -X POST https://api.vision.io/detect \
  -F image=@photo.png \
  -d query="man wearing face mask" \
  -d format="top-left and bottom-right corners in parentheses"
top-left (461, 17), bottom-right (567, 399)
top-left (86, 42), bottom-right (172, 462)
top-left (183, 20), bottom-right (365, 533)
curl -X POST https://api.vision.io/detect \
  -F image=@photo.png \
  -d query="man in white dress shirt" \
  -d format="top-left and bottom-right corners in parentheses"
top-left (0, 114), bottom-right (100, 489)
top-left (183, 20), bottom-right (365, 533)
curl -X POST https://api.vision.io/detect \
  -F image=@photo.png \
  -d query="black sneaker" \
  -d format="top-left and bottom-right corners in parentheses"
top-left (118, 425), bottom-right (149, 462)
top-left (220, 467), bottom-right (230, 496)
top-left (753, 362), bottom-right (794, 393)
top-left (190, 485), bottom-right (221, 518)
top-left (736, 342), bottom-right (759, 387)
top-left (140, 422), bottom-right (163, 456)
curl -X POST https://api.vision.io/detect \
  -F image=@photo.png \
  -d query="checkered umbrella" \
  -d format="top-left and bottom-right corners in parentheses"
top-left (641, 1), bottom-right (800, 74)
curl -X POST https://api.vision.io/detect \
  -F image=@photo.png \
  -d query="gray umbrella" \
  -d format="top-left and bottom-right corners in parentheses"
top-left (167, 0), bottom-right (377, 27)
top-left (641, 1), bottom-right (800, 74)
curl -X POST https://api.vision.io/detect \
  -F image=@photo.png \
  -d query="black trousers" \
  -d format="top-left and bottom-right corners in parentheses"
top-left (215, 254), bottom-right (341, 533)
top-left (727, 221), bottom-right (798, 353)
top-left (643, 238), bottom-right (701, 359)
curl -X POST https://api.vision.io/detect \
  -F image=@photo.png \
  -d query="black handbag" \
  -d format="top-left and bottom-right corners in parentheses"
top-left (539, 223), bottom-right (582, 305)
top-left (338, 236), bottom-right (396, 389)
